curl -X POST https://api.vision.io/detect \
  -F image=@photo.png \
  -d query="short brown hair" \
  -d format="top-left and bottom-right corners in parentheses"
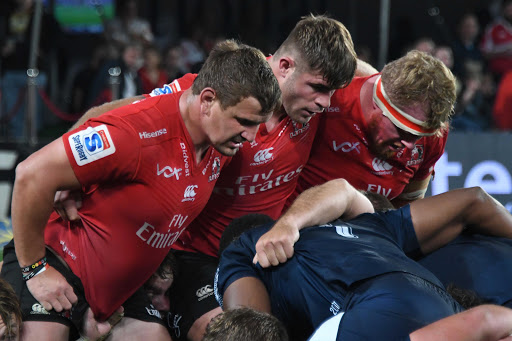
top-left (274, 14), bottom-right (357, 89)
top-left (381, 50), bottom-right (456, 136)
top-left (0, 278), bottom-right (21, 339)
top-left (203, 307), bottom-right (289, 341)
top-left (192, 40), bottom-right (281, 113)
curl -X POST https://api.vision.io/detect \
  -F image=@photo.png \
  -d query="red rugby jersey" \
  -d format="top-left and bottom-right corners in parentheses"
top-left (291, 76), bottom-right (447, 205)
top-left (148, 73), bottom-right (320, 257)
top-left (174, 116), bottom-right (319, 256)
top-left (46, 93), bottom-right (228, 320)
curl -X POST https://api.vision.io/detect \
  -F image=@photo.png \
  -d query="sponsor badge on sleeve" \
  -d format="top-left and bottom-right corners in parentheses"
top-left (68, 125), bottom-right (116, 166)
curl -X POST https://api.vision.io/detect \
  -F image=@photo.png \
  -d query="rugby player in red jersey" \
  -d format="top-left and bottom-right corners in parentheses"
top-left (1, 40), bottom-right (281, 341)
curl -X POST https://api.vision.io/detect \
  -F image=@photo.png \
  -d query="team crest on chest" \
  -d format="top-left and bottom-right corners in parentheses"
top-left (290, 121), bottom-right (310, 138)
top-left (209, 157), bottom-right (221, 182)
top-left (407, 144), bottom-right (424, 166)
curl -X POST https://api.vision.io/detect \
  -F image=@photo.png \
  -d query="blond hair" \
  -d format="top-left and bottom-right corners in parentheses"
top-left (381, 50), bottom-right (456, 136)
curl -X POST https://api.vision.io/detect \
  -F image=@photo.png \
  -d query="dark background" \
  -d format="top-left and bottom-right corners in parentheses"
top-left (44, 0), bottom-right (499, 67)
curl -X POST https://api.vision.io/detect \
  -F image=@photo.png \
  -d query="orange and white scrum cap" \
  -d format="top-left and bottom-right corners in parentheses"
top-left (373, 75), bottom-right (436, 136)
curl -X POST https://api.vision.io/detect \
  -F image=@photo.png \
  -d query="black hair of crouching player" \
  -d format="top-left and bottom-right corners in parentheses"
top-left (202, 307), bottom-right (289, 341)
top-left (218, 213), bottom-right (274, 257)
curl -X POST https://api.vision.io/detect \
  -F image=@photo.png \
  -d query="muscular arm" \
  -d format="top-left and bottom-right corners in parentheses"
top-left (69, 96), bottom-right (144, 130)
top-left (409, 305), bottom-right (512, 341)
top-left (355, 58), bottom-right (379, 77)
top-left (254, 179), bottom-right (374, 267)
top-left (13, 139), bottom-right (81, 266)
top-left (410, 187), bottom-right (512, 254)
top-left (12, 138), bottom-right (80, 311)
top-left (223, 277), bottom-right (271, 313)
top-left (280, 178), bottom-right (374, 229)
top-left (391, 177), bottom-right (431, 208)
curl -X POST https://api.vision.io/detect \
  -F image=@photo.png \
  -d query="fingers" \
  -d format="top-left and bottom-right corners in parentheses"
top-left (53, 190), bottom-right (83, 222)
top-left (53, 191), bottom-right (68, 221)
top-left (41, 301), bottom-right (53, 312)
top-left (27, 267), bottom-right (78, 313)
top-left (41, 289), bottom-right (74, 312)
top-left (51, 299), bottom-right (64, 312)
top-left (62, 199), bottom-right (82, 221)
top-left (254, 240), bottom-right (293, 268)
top-left (65, 284), bottom-right (79, 305)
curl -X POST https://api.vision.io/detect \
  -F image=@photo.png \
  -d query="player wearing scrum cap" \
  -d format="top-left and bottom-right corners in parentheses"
top-left (290, 50), bottom-right (456, 209)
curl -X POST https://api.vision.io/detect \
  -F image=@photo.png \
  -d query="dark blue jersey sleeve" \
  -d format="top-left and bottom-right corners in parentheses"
top-left (375, 206), bottom-right (423, 258)
top-left (214, 224), bottom-right (270, 308)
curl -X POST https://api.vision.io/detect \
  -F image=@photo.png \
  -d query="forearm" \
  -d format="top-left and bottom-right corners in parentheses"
top-left (281, 179), bottom-right (374, 232)
top-left (69, 96), bottom-right (144, 130)
top-left (414, 187), bottom-right (512, 254)
top-left (12, 163), bottom-right (58, 266)
top-left (12, 140), bottom-right (81, 266)
top-left (409, 305), bottom-right (512, 341)
top-left (463, 188), bottom-right (512, 238)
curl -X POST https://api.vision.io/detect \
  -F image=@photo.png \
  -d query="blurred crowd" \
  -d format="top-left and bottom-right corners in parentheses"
top-left (2, 0), bottom-right (512, 142)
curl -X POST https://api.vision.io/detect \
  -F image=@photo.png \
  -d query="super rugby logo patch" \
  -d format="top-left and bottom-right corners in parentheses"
top-left (68, 125), bottom-right (116, 166)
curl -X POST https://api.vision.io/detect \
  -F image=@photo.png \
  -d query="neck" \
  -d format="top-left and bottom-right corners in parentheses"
top-left (265, 106), bottom-right (286, 131)
top-left (179, 90), bottom-right (210, 163)
top-left (360, 75), bottom-right (380, 123)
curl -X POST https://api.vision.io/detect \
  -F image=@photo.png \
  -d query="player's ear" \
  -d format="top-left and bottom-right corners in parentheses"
top-left (199, 88), bottom-right (216, 116)
top-left (278, 56), bottom-right (295, 79)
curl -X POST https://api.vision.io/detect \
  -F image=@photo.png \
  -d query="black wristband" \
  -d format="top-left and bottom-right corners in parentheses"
top-left (20, 256), bottom-right (47, 273)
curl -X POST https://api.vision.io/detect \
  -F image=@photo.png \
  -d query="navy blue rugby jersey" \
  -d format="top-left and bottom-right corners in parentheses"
top-left (419, 233), bottom-right (512, 307)
top-left (215, 205), bottom-right (443, 338)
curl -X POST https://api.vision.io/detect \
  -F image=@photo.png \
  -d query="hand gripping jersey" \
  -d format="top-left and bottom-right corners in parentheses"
top-left (149, 73), bottom-right (320, 257)
top-left (45, 93), bottom-right (228, 320)
top-left (216, 207), bottom-right (455, 340)
top-left (418, 233), bottom-right (512, 308)
top-left (176, 116), bottom-right (319, 256)
top-left (291, 76), bottom-right (447, 204)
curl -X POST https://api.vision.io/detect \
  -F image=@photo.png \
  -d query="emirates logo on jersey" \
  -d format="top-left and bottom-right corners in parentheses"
top-left (372, 158), bottom-right (393, 175)
top-left (250, 148), bottom-right (274, 166)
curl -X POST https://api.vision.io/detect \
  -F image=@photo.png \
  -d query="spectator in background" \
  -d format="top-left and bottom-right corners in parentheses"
top-left (493, 70), bottom-right (512, 130)
top-left (480, 0), bottom-right (512, 79)
top-left (434, 45), bottom-right (493, 132)
top-left (452, 13), bottom-right (487, 81)
top-left (0, 0), bottom-right (62, 141)
top-left (138, 45), bottom-right (167, 94)
top-left (163, 45), bottom-right (187, 82)
top-left (412, 37), bottom-right (436, 55)
top-left (87, 42), bottom-right (143, 108)
top-left (452, 62), bottom-right (494, 131)
top-left (104, 0), bottom-right (154, 49)
top-left (69, 44), bottom-right (117, 115)
top-left (179, 27), bottom-right (207, 73)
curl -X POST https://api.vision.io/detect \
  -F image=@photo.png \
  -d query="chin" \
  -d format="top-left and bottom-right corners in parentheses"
top-left (371, 144), bottom-right (395, 160)
top-left (215, 145), bottom-right (238, 157)
top-left (290, 113), bottom-right (311, 124)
